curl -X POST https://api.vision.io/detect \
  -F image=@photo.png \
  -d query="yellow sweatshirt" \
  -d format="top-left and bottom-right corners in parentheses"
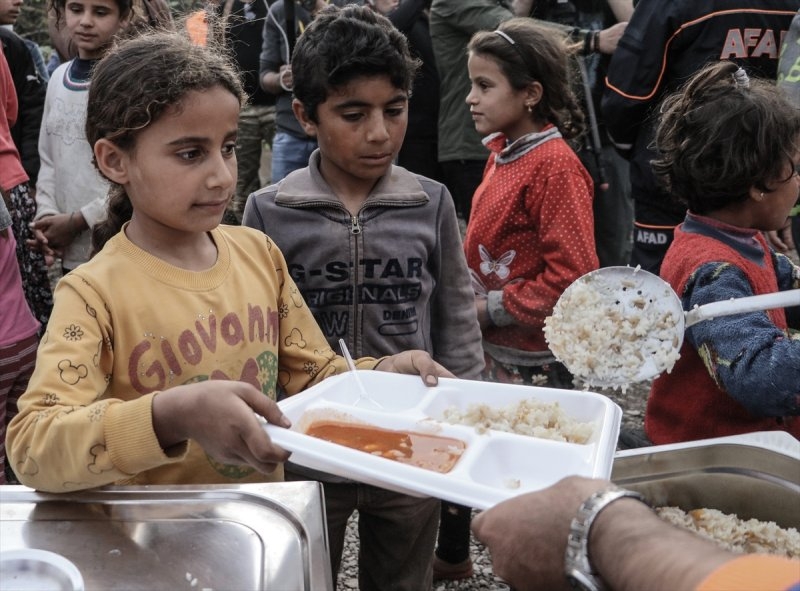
top-left (7, 225), bottom-right (376, 492)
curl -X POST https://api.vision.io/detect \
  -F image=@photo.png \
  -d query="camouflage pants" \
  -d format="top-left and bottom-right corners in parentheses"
top-left (230, 103), bottom-right (276, 223)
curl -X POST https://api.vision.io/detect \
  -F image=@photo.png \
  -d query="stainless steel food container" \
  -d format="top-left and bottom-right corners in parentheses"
top-left (611, 442), bottom-right (800, 528)
top-left (0, 481), bottom-right (333, 590)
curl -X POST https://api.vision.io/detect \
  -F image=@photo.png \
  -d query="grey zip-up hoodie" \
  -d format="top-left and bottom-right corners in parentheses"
top-left (243, 150), bottom-right (484, 381)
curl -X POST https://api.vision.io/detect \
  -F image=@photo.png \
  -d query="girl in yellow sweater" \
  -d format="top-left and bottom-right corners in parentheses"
top-left (6, 30), bottom-right (451, 493)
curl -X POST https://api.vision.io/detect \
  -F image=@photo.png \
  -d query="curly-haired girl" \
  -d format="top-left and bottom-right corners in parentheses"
top-left (6, 30), bottom-right (452, 493)
top-left (646, 60), bottom-right (800, 445)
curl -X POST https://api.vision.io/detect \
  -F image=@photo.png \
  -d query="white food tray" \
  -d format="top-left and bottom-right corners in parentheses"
top-left (264, 372), bottom-right (622, 509)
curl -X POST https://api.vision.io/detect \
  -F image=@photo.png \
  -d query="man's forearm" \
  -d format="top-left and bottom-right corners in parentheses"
top-left (260, 70), bottom-right (282, 95)
top-left (591, 499), bottom-right (734, 591)
top-left (512, 0), bottom-right (534, 16)
top-left (607, 0), bottom-right (633, 22)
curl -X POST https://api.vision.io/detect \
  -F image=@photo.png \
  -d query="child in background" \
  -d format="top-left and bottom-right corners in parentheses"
top-left (6, 30), bottom-right (452, 494)
top-left (464, 18), bottom-right (597, 387)
top-left (258, 0), bottom-right (327, 183)
top-left (1, 46), bottom-right (40, 485)
top-left (645, 61), bottom-right (800, 445)
top-left (434, 18), bottom-right (599, 578)
top-left (29, 0), bottom-right (131, 273)
top-left (0, 204), bottom-right (38, 486)
top-left (0, 26), bottom-right (54, 330)
top-left (243, 6), bottom-right (484, 590)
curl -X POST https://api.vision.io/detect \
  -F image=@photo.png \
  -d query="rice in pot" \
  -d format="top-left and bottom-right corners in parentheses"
top-left (657, 506), bottom-right (800, 558)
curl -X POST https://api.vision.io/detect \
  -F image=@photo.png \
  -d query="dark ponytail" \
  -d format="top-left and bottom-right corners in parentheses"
top-left (91, 188), bottom-right (133, 256)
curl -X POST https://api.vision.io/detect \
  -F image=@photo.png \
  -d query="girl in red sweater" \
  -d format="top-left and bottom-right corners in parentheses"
top-left (463, 18), bottom-right (598, 388)
top-left (434, 19), bottom-right (600, 577)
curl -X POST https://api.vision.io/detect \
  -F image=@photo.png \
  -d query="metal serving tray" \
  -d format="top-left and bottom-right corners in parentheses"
top-left (0, 481), bottom-right (333, 591)
top-left (612, 438), bottom-right (800, 528)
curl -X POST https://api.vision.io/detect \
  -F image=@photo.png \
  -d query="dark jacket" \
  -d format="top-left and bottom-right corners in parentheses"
top-left (218, 0), bottom-right (276, 107)
top-left (602, 0), bottom-right (797, 225)
top-left (0, 28), bottom-right (45, 185)
top-left (383, 0), bottom-right (439, 144)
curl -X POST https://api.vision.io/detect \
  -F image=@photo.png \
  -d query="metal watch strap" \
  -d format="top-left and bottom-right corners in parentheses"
top-left (565, 488), bottom-right (649, 591)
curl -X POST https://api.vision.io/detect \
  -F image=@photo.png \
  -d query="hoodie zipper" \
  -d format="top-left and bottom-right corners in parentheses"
top-left (350, 212), bottom-right (362, 355)
top-left (350, 215), bottom-right (362, 235)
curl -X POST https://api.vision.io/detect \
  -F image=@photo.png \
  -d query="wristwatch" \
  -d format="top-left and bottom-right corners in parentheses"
top-left (564, 487), bottom-right (650, 591)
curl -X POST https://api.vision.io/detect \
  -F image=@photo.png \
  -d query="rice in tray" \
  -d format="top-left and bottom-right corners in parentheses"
top-left (657, 506), bottom-right (800, 558)
top-left (543, 271), bottom-right (681, 390)
top-left (441, 398), bottom-right (594, 444)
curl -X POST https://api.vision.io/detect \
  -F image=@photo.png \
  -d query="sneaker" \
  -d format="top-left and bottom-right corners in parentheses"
top-left (432, 556), bottom-right (473, 581)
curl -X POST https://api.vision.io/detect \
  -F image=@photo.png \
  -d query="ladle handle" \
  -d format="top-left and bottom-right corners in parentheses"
top-left (685, 289), bottom-right (800, 328)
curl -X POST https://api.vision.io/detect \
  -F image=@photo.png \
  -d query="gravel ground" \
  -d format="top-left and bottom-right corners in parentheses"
top-left (335, 381), bottom-right (651, 591)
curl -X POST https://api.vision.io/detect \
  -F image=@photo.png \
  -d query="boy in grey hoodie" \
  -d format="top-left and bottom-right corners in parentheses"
top-left (243, 5), bottom-right (484, 590)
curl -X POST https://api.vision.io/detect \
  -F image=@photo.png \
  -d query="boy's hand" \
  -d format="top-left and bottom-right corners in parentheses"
top-left (374, 350), bottom-right (455, 386)
top-left (152, 381), bottom-right (292, 474)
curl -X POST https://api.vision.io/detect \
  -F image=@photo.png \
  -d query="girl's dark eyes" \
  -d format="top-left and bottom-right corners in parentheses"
top-left (67, 5), bottom-right (110, 14)
top-left (178, 144), bottom-right (236, 160)
top-left (178, 149), bottom-right (201, 161)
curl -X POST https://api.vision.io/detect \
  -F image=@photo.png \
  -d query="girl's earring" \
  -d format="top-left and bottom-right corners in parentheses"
top-left (526, 103), bottom-right (533, 113)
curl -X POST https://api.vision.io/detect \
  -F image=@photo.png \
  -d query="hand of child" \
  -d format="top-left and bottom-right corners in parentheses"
top-left (374, 350), bottom-right (455, 386)
top-left (29, 213), bottom-right (80, 251)
top-left (475, 297), bottom-right (492, 331)
top-left (764, 226), bottom-right (794, 254)
top-left (152, 381), bottom-right (293, 474)
top-left (26, 219), bottom-right (61, 266)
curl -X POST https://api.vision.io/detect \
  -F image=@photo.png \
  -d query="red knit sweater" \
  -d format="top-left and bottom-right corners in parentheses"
top-left (463, 129), bottom-right (597, 357)
top-left (646, 227), bottom-right (800, 444)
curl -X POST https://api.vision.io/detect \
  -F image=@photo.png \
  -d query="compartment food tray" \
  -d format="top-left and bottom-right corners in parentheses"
top-left (265, 372), bottom-right (621, 509)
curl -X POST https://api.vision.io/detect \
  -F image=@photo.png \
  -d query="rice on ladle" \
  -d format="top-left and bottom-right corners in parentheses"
top-left (544, 270), bottom-right (682, 390)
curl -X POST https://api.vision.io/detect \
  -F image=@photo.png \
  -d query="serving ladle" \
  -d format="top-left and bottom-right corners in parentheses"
top-left (545, 266), bottom-right (800, 389)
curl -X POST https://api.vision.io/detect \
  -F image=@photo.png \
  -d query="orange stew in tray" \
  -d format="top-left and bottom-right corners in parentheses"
top-left (304, 421), bottom-right (466, 473)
